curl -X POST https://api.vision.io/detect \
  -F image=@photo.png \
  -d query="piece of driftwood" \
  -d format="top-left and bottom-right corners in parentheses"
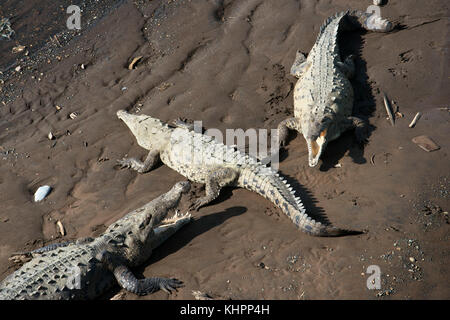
top-left (412, 135), bottom-right (440, 152)
top-left (383, 93), bottom-right (395, 126)
top-left (409, 112), bottom-right (422, 128)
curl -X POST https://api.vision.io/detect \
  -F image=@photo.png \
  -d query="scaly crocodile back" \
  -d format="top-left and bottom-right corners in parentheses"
top-left (0, 243), bottom-right (111, 300)
top-left (306, 11), bottom-right (353, 116)
top-left (294, 10), bottom-right (392, 142)
top-left (162, 127), bottom-right (349, 236)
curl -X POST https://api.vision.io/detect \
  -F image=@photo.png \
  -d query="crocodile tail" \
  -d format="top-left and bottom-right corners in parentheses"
top-left (237, 166), bottom-right (357, 236)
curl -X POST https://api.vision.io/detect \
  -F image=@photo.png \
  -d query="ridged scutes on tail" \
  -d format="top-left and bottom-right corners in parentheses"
top-left (237, 166), bottom-right (358, 236)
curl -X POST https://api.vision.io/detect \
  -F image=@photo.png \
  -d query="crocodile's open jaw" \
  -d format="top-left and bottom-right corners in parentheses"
top-left (160, 211), bottom-right (191, 226)
top-left (151, 211), bottom-right (191, 250)
top-left (307, 129), bottom-right (327, 167)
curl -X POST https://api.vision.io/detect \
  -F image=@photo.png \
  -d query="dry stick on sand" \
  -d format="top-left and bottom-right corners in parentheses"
top-left (409, 112), bottom-right (422, 128)
top-left (383, 93), bottom-right (395, 126)
top-left (56, 220), bottom-right (65, 236)
top-left (128, 56), bottom-right (143, 70)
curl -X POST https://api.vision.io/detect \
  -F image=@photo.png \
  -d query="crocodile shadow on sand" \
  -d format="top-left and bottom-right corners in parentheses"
top-left (277, 171), bottom-right (331, 226)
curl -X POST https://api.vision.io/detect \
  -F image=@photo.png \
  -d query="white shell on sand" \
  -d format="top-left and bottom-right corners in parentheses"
top-left (373, 0), bottom-right (382, 5)
top-left (34, 185), bottom-right (52, 202)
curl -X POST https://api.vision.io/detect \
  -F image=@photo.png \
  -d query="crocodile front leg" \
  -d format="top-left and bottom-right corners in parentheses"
top-left (290, 51), bottom-right (310, 79)
top-left (277, 117), bottom-right (301, 147)
top-left (336, 54), bottom-right (356, 79)
top-left (118, 149), bottom-right (160, 173)
top-left (100, 251), bottom-right (183, 295)
top-left (346, 116), bottom-right (369, 143)
top-left (190, 167), bottom-right (239, 211)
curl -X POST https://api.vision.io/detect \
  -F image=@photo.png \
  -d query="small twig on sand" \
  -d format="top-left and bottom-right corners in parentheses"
top-left (409, 112), bottom-right (422, 128)
top-left (56, 220), bottom-right (65, 236)
top-left (383, 93), bottom-right (395, 126)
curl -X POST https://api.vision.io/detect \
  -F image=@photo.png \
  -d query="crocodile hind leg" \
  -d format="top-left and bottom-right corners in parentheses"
top-left (346, 116), bottom-right (369, 144)
top-left (337, 54), bottom-right (356, 79)
top-left (349, 10), bottom-right (393, 33)
top-left (276, 117), bottom-right (301, 147)
top-left (100, 251), bottom-right (183, 295)
top-left (258, 117), bottom-right (301, 164)
top-left (171, 118), bottom-right (195, 131)
top-left (118, 149), bottom-right (160, 173)
top-left (290, 51), bottom-right (310, 79)
top-left (190, 167), bottom-right (239, 211)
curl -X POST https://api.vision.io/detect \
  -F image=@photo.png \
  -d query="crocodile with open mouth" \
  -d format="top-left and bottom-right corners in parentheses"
top-left (277, 10), bottom-right (393, 167)
top-left (0, 182), bottom-right (191, 300)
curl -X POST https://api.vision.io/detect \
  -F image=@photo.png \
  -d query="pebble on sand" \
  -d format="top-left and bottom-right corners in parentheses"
top-left (34, 185), bottom-right (52, 202)
top-left (69, 112), bottom-right (78, 119)
top-left (12, 45), bottom-right (26, 53)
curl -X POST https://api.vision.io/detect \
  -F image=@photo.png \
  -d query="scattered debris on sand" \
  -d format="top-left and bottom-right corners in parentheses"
top-left (383, 93), bottom-right (395, 126)
top-left (56, 220), bottom-right (65, 236)
top-left (0, 17), bottom-right (14, 40)
top-left (69, 112), bottom-right (78, 119)
top-left (128, 56), bottom-right (143, 70)
top-left (412, 135), bottom-right (440, 152)
top-left (12, 45), bottom-right (25, 53)
top-left (409, 112), bottom-right (422, 128)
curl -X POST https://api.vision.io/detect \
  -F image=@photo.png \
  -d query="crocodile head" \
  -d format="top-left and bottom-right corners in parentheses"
top-left (107, 181), bottom-right (191, 266)
top-left (117, 110), bottom-right (172, 150)
top-left (134, 181), bottom-right (191, 245)
top-left (301, 114), bottom-right (333, 167)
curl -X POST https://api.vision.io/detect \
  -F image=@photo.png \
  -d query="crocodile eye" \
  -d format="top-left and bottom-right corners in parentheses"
top-left (139, 215), bottom-right (152, 229)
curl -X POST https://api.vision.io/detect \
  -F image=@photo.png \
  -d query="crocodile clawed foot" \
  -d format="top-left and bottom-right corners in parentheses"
top-left (355, 127), bottom-right (369, 145)
top-left (116, 158), bottom-right (146, 173)
top-left (277, 135), bottom-right (289, 149)
top-left (189, 199), bottom-right (207, 211)
top-left (117, 158), bottom-right (132, 169)
top-left (159, 278), bottom-right (184, 294)
top-left (171, 118), bottom-right (196, 131)
top-left (171, 117), bottom-right (186, 126)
